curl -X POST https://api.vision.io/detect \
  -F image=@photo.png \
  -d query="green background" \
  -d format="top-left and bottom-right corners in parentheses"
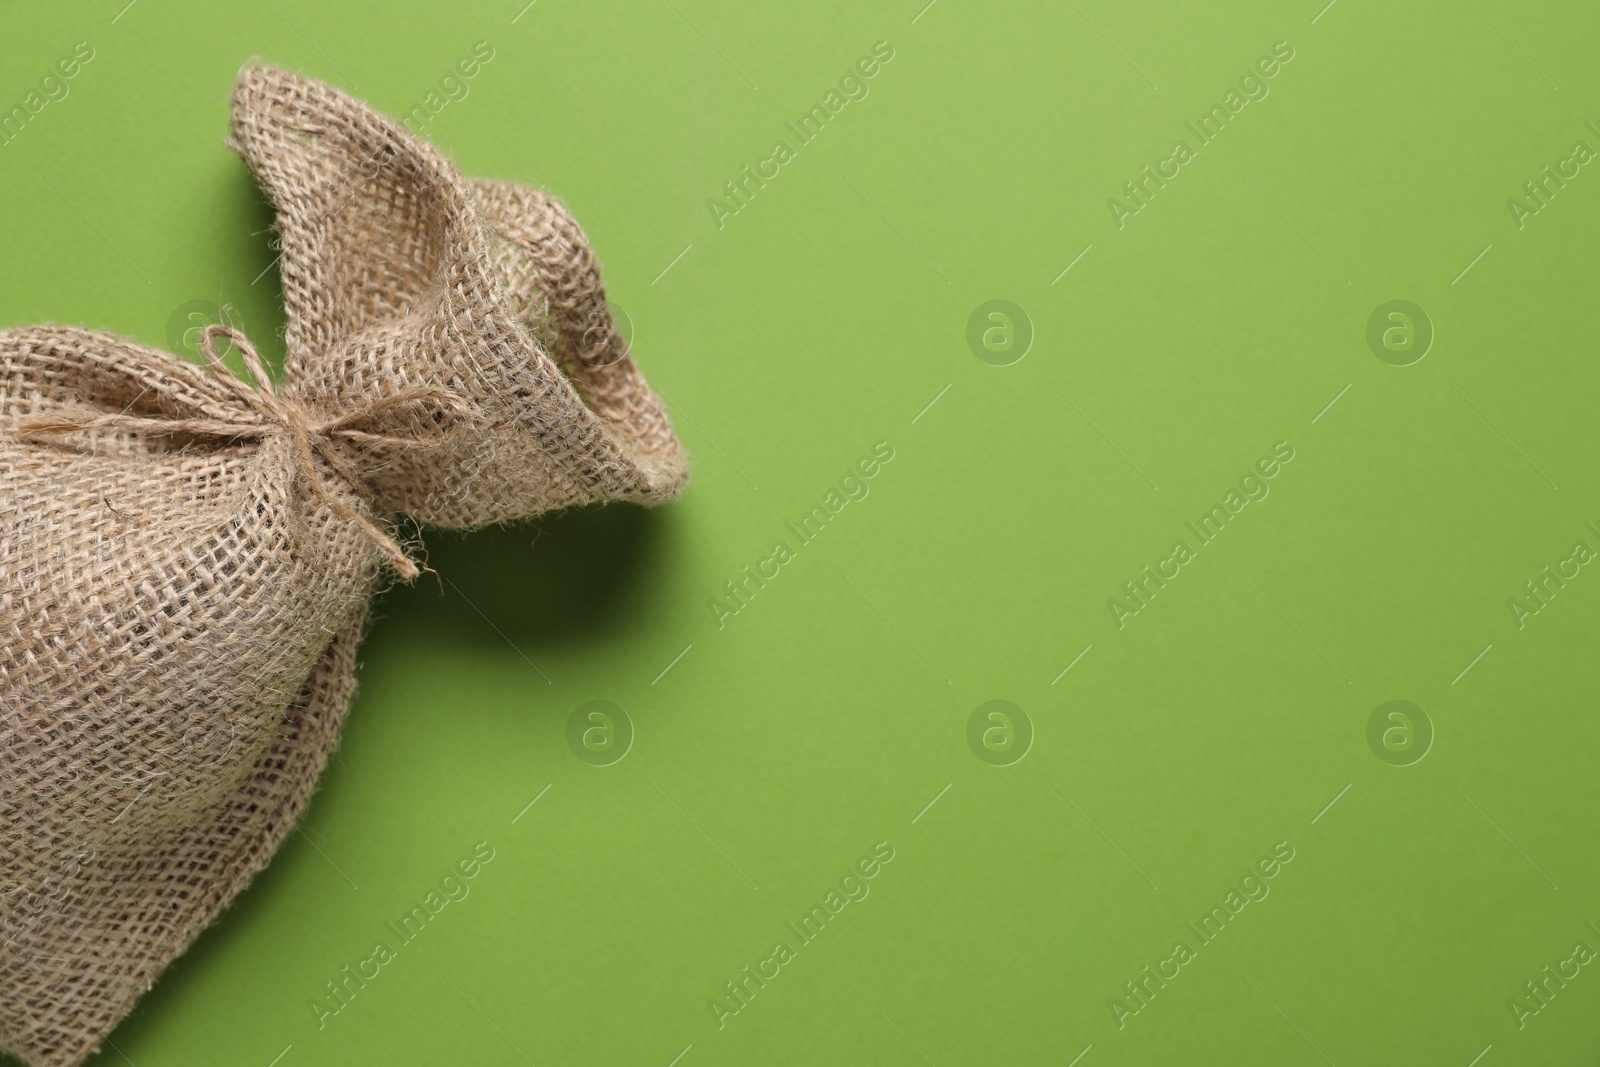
top-left (3, 0), bottom-right (1598, 1063)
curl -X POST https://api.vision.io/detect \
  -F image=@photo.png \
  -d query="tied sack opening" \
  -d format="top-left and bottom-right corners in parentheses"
top-left (0, 64), bottom-right (688, 1067)
top-left (20, 324), bottom-right (475, 580)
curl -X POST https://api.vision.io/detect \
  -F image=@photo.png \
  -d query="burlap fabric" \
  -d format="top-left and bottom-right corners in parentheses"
top-left (0, 65), bottom-right (688, 1066)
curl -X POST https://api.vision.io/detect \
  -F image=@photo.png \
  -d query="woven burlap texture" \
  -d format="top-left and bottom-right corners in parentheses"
top-left (0, 65), bottom-right (688, 1067)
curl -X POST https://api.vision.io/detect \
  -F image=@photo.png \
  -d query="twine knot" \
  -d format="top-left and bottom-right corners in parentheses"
top-left (20, 325), bottom-right (472, 581)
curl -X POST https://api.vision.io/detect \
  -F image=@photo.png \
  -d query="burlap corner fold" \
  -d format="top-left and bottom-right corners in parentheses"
top-left (0, 64), bottom-right (688, 1067)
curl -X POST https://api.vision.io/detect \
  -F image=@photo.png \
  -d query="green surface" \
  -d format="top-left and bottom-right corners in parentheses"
top-left (3, 0), bottom-right (1599, 1063)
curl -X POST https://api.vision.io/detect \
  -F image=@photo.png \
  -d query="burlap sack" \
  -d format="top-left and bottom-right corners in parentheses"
top-left (0, 65), bottom-right (688, 1066)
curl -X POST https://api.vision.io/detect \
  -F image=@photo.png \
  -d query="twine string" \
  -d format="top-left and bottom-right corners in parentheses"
top-left (18, 324), bottom-right (472, 581)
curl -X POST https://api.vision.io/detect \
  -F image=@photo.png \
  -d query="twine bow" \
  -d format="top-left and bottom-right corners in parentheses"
top-left (19, 325), bottom-right (472, 581)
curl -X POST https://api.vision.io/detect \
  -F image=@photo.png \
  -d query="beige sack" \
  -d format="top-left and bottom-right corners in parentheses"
top-left (0, 65), bottom-right (688, 1067)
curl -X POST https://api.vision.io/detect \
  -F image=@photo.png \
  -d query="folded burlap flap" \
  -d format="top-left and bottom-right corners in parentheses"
top-left (0, 65), bottom-right (689, 1067)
